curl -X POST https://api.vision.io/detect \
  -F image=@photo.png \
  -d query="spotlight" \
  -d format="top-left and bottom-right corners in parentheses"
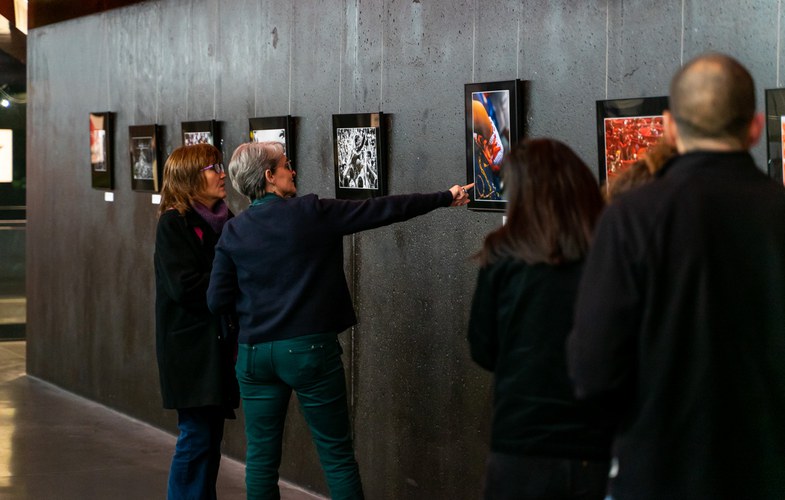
top-left (0, 99), bottom-right (9, 108)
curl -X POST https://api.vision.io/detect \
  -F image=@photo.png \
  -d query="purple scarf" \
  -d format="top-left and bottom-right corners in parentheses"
top-left (193, 200), bottom-right (229, 235)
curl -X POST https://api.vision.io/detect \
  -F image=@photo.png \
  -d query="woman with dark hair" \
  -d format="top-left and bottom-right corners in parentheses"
top-left (468, 138), bottom-right (611, 500)
top-left (154, 143), bottom-right (240, 500)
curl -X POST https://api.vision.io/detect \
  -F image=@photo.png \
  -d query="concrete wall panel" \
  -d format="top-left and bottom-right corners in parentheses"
top-left (26, 1), bottom-right (777, 498)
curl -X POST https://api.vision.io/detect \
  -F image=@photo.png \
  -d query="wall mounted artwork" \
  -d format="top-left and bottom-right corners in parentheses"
top-left (464, 80), bottom-right (526, 212)
top-left (596, 96), bottom-right (668, 187)
top-left (332, 113), bottom-right (386, 199)
top-left (249, 115), bottom-right (296, 170)
top-left (765, 88), bottom-right (785, 185)
top-left (90, 112), bottom-right (114, 189)
top-left (181, 120), bottom-right (220, 148)
top-left (129, 124), bottom-right (163, 192)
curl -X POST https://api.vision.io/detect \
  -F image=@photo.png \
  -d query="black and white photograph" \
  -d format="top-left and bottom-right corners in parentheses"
top-left (129, 124), bottom-right (163, 192)
top-left (90, 112), bottom-right (114, 189)
top-left (131, 137), bottom-right (153, 180)
top-left (332, 113), bottom-right (386, 199)
top-left (181, 120), bottom-right (220, 149)
top-left (249, 115), bottom-right (295, 169)
top-left (336, 127), bottom-right (378, 190)
top-left (252, 128), bottom-right (285, 144)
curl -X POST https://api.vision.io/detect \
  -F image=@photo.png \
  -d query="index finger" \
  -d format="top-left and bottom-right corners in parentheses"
top-left (462, 183), bottom-right (475, 191)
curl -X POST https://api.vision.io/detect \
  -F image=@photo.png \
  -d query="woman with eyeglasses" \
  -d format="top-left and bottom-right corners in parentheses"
top-left (154, 143), bottom-right (240, 500)
top-left (207, 141), bottom-right (472, 499)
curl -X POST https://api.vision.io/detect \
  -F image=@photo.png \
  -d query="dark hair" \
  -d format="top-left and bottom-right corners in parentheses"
top-left (159, 144), bottom-right (222, 215)
top-left (476, 138), bottom-right (604, 267)
top-left (669, 53), bottom-right (755, 143)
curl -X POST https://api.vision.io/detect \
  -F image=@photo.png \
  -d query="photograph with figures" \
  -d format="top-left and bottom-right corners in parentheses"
top-left (336, 127), bottom-right (379, 190)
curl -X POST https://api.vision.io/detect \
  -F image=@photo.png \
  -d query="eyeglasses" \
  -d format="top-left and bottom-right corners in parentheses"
top-left (201, 163), bottom-right (225, 174)
top-left (280, 159), bottom-right (293, 171)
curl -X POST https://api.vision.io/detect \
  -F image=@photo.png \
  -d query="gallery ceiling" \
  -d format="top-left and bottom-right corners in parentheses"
top-left (0, 0), bottom-right (148, 94)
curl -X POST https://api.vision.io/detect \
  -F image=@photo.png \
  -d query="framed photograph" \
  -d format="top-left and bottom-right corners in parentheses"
top-left (249, 115), bottom-right (296, 169)
top-left (181, 120), bottom-right (220, 148)
top-left (465, 80), bottom-right (526, 212)
top-left (332, 113), bottom-right (386, 199)
top-left (596, 96), bottom-right (668, 186)
top-left (765, 88), bottom-right (785, 185)
top-left (129, 124), bottom-right (163, 192)
top-left (90, 112), bottom-right (114, 189)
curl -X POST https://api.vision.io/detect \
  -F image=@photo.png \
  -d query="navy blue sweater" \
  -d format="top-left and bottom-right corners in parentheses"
top-left (207, 191), bottom-right (453, 344)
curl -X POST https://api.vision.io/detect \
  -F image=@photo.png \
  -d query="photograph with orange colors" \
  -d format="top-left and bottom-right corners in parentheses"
top-left (603, 115), bottom-right (664, 181)
top-left (596, 96), bottom-right (668, 184)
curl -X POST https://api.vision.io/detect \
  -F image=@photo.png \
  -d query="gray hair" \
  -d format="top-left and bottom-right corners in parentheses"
top-left (227, 141), bottom-right (285, 200)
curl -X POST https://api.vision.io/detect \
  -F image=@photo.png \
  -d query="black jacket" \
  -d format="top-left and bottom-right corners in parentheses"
top-left (569, 152), bottom-right (785, 499)
top-left (468, 259), bottom-right (612, 460)
top-left (208, 191), bottom-right (453, 344)
top-left (154, 208), bottom-right (240, 410)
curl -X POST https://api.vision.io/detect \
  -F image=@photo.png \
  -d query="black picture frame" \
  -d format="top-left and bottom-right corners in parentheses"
top-left (464, 80), bottom-right (526, 212)
top-left (765, 88), bottom-right (785, 185)
top-left (129, 124), bottom-right (163, 192)
top-left (332, 112), bottom-right (386, 199)
top-left (249, 115), bottom-right (296, 169)
top-left (90, 112), bottom-right (114, 189)
top-left (181, 120), bottom-right (220, 148)
top-left (596, 96), bottom-right (668, 186)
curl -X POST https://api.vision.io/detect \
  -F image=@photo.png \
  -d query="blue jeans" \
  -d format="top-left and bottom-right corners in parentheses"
top-left (167, 406), bottom-right (226, 500)
top-left (236, 333), bottom-right (363, 500)
top-left (483, 452), bottom-right (609, 500)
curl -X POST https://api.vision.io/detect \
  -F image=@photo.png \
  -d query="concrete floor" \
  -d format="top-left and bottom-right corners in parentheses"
top-left (0, 340), bottom-right (326, 500)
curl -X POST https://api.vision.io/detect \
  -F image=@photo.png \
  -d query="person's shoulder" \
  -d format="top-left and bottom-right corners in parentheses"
top-left (157, 209), bottom-right (186, 229)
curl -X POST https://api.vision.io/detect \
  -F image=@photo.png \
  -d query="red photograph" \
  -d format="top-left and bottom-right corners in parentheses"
top-left (603, 115), bottom-right (664, 181)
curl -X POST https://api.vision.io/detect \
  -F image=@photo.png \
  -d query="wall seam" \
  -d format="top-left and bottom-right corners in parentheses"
top-left (778, 0), bottom-right (782, 86)
top-left (680, 0), bottom-right (685, 66)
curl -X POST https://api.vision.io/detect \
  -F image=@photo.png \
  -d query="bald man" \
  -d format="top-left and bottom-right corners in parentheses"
top-left (568, 53), bottom-right (785, 499)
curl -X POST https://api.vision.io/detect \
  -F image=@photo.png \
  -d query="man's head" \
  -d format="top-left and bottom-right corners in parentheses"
top-left (665, 53), bottom-right (762, 152)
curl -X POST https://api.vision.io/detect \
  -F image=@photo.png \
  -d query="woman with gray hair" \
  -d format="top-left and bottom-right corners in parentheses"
top-left (208, 141), bottom-right (471, 499)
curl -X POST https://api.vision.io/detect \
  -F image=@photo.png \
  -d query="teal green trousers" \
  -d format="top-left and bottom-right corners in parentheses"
top-left (236, 333), bottom-right (364, 500)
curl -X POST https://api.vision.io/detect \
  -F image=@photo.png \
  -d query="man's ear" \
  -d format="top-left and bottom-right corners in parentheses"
top-left (663, 110), bottom-right (684, 153)
top-left (745, 112), bottom-right (764, 148)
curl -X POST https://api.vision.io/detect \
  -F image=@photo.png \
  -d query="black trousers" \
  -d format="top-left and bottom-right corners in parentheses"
top-left (483, 452), bottom-right (609, 500)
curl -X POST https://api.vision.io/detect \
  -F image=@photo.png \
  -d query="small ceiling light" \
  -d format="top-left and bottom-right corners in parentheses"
top-left (0, 99), bottom-right (9, 108)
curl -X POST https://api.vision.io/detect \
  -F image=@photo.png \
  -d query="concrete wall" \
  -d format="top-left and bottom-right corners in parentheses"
top-left (25, 0), bottom-right (782, 497)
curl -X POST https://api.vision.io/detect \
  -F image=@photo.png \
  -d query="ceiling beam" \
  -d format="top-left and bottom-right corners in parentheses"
top-left (28, 0), bottom-right (146, 29)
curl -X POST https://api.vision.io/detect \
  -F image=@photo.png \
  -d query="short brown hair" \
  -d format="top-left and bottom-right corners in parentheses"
top-left (669, 53), bottom-right (755, 143)
top-left (476, 138), bottom-right (604, 266)
top-left (158, 144), bottom-right (222, 215)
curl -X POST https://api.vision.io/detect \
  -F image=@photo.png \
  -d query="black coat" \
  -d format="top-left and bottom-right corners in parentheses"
top-left (468, 259), bottom-right (612, 460)
top-left (154, 208), bottom-right (240, 410)
top-left (569, 152), bottom-right (785, 499)
top-left (207, 191), bottom-right (454, 344)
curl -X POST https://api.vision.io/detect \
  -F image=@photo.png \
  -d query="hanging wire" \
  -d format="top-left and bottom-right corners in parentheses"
top-left (0, 85), bottom-right (26, 104)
